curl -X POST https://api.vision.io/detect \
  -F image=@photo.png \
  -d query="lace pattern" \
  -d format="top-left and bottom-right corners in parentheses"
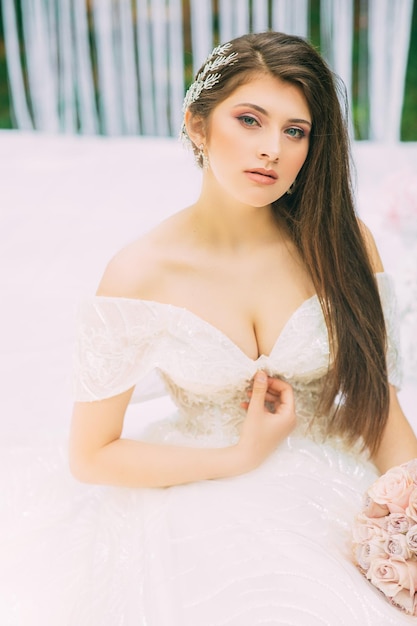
top-left (157, 374), bottom-right (330, 447)
top-left (73, 273), bottom-right (402, 451)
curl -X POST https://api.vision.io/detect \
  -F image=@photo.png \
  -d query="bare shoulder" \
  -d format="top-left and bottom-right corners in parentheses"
top-left (96, 237), bottom-right (155, 298)
top-left (357, 218), bottom-right (384, 273)
top-left (96, 210), bottom-right (189, 298)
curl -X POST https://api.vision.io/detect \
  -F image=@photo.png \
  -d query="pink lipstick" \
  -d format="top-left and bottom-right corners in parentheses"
top-left (244, 168), bottom-right (278, 185)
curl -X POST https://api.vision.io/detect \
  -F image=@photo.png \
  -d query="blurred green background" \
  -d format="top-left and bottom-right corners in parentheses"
top-left (0, 0), bottom-right (416, 140)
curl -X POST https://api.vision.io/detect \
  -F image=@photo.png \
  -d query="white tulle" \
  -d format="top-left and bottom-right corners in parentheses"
top-left (1, 272), bottom-right (413, 625)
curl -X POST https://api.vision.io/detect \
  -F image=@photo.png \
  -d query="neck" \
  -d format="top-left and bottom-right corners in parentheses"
top-left (188, 174), bottom-right (281, 251)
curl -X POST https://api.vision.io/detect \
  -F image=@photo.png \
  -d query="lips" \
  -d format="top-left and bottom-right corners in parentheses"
top-left (246, 168), bottom-right (278, 180)
top-left (244, 168), bottom-right (278, 185)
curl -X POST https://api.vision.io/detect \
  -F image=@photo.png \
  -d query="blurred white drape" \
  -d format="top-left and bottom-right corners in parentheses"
top-left (368, 0), bottom-right (414, 141)
top-left (1, 0), bottom-right (414, 140)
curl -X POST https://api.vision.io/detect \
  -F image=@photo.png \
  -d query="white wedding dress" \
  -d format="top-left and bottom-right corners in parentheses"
top-left (1, 272), bottom-right (415, 625)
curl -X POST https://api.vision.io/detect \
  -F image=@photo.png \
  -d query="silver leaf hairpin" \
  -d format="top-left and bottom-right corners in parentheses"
top-left (180, 42), bottom-right (238, 148)
top-left (182, 43), bottom-right (239, 112)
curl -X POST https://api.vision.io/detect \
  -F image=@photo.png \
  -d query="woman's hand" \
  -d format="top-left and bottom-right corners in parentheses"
top-left (237, 371), bottom-right (296, 471)
top-left (70, 371), bottom-right (296, 488)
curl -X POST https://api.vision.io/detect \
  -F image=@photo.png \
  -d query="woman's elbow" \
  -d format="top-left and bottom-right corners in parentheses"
top-left (68, 440), bottom-right (107, 484)
top-left (68, 449), bottom-right (96, 483)
top-left (69, 437), bottom-right (123, 485)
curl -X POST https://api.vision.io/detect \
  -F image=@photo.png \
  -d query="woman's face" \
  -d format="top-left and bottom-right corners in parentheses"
top-left (203, 74), bottom-right (311, 207)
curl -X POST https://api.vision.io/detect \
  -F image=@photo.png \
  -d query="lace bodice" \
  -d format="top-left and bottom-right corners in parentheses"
top-left (73, 273), bottom-right (401, 447)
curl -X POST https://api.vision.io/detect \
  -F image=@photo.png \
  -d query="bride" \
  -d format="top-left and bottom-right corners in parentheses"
top-left (67, 32), bottom-right (417, 624)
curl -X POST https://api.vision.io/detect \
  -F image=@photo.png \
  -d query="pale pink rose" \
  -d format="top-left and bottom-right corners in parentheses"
top-left (364, 499), bottom-right (390, 518)
top-left (403, 460), bottom-right (417, 486)
top-left (368, 467), bottom-right (414, 513)
top-left (352, 513), bottom-right (388, 544)
top-left (387, 513), bottom-right (412, 534)
top-left (390, 588), bottom-right (417, 615)
top-left (385, 534), bottom-right (413, 560)
top-left (406, 488), bottom-right (417, 523)
top-left (367, 557), bottom-right (417, 598)
top-left (406, 525), bottom-right (417, 553)
top-left (355, 539), bottom-right (388, 571)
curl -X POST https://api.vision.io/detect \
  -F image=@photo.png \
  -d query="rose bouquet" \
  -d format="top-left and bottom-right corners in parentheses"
top-left (352, 459), bottom-right (417, 615)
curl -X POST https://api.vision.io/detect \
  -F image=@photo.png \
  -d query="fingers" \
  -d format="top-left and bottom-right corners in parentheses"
top-left (267, 377), bottom-right (295, 411)
top-left (265, 376), bottom-right (291, 392)
top-left (244, 372), bottom-right (295, 417)
top-left (246, 389), bottom-right (282, 403)
top-left (246, 375), bottom-right (293, 403)
top-left (238, 373), bottom-right (296, 469)
top-left (252, 370), bottom-right (268, 388)
top-left (243, 394), bottom-right (279, 414)
top-left (247, 371), bottom-right (268, 411)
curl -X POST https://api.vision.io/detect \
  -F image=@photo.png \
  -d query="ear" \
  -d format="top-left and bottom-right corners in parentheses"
top-left (184, 110), bottom-right (207, 149)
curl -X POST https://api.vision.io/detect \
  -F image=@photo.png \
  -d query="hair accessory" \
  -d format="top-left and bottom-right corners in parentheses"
top-left (182, 43), bottom-right (238, 113)
top-left (180, 42), bottom-right (238, 147)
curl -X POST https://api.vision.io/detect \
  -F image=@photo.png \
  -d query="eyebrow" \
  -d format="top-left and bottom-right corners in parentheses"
top-left (233, 103), bottom-right (312, 127)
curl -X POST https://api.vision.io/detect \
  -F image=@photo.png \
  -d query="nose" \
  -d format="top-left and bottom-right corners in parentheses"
top-left (259, 150), bottom-right (279, 162)
top-left (257, 140), bottom-right (280, 162)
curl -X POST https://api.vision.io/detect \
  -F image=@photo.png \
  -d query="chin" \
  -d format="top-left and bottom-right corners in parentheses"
top-left (243, 194), bottom-right (282, 208)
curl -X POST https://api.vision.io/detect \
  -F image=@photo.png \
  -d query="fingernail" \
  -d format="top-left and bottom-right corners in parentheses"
top-left (256, 371), bottom-right (267, 383)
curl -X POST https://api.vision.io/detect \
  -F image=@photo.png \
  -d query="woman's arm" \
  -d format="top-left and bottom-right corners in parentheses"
top-left (69, 373), bottom-right (296, 488)
top-left (357, 220), bottom-right (417, 471)
top-left (366, 387), bottom-right (417, 517)
top-left (371, 385), bottom-right (417, 474)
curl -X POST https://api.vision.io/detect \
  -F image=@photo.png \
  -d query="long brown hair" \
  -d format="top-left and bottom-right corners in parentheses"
top-left (185, 31), bottom-right (389, 455)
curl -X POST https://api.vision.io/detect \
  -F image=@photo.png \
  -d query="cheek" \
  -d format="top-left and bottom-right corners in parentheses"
top-left (208, 118), bottom-right (248, 157)
top-left (214, 128), bottom-right (240, 157)
top-left (208, 134), bottom-right (242, 173)
top-left (292, 146), bottom-right (309, 174)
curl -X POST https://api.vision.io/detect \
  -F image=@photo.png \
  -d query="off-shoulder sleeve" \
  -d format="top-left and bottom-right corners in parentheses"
top-left (376, 273), bottom-right (403, 389)
top-left (73, 297), bottom-right (165, 402)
